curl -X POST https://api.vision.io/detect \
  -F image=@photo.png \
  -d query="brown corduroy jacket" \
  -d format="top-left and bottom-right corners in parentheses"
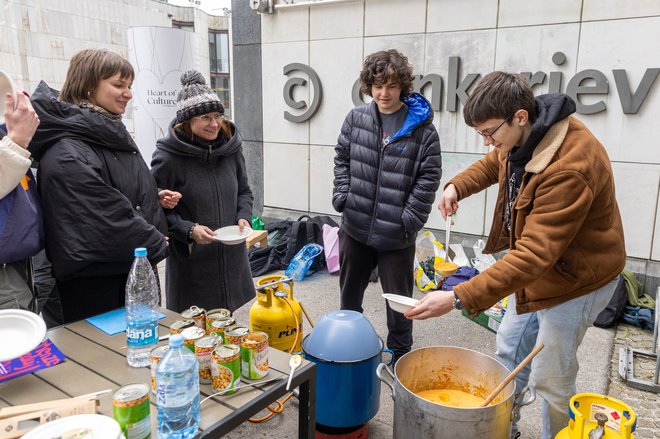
top-left (450, 116), bottom-right (626, 316)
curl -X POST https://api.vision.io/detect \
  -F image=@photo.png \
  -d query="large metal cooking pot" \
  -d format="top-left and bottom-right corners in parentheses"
top-left (377, 346), bottom-right (535, 438)
top-left (302, 310), bottom-right (392, 428)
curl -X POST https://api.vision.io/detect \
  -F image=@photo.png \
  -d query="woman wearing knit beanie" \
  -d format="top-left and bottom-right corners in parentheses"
top-left (151, 70), bottom-right (254, 313)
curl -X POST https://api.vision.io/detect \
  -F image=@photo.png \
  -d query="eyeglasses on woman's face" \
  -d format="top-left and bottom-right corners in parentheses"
top-left (475, 113), bottom-right (515, 141)
top-left (194, 113), bottom-right (223, 124)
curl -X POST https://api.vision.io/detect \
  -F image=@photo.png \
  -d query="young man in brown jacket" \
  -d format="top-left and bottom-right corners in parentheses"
top-left (405, 72), bottom-right (625, 439)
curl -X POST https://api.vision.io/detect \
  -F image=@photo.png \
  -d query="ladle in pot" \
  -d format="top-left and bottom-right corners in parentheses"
top-left (480, 343), bottom-right (544, 407)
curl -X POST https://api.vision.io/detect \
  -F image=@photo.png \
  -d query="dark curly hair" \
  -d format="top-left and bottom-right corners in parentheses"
top-left (359, 49), bottom-right (414, 97)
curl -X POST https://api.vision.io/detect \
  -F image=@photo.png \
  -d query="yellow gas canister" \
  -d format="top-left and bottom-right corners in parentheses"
top-left (249, 275), bottom-right (303, 353)
top-left (555, 393), bottom-right (636, 439)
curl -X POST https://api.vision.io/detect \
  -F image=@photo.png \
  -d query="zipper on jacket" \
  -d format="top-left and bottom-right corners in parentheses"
top-left (367, 126), bottom-right (385, 246)
top-left (206, 156), bottom-right (229, 307)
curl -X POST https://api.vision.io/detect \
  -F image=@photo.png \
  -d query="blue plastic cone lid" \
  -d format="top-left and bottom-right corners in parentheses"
top-left (302, 310), bottom-right (383, 362)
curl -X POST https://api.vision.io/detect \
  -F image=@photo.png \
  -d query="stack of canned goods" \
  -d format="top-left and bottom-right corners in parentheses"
top-left (149, 306), bottom-right (271, 396)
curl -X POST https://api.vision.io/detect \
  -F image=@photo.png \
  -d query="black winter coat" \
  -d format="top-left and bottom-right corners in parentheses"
top-left (151, 120), bottom-right (254, 313)
top-left (29, 82), bottom-right (168, 280)
top-left (333, 93), bottom-right (442, 250)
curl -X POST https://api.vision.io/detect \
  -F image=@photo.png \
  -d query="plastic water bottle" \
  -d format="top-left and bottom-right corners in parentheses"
top-left (285, 243), bottom-right (323, 281)
top-left (126, 247), bottom-right (160, 367)
top-left (156, 334), bottom-right (200, 439)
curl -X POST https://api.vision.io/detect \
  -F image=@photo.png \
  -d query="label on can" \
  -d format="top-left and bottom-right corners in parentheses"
top-left (113, 383), bottom-right (151, 439)
top-left (241, 332), bottom-right (269, 380)
top-left (211, 344), bottom-right (241, 395)
top-left (195, 335), bottom-right (220, 384)
top-left (149, 345), bottom-right (169, 394)
top-left (206, 309), bottom-right (231, 334)
top-left (181, 306), bottom-right (206, 331)
top-left (209, 317), bottom-right (236, 342)
top-left (169, 319), bottom-right (195, 335)
top-left (224, 326), bottom-right (249, 345)
top-left (181, 326), bottom-right (206, 353)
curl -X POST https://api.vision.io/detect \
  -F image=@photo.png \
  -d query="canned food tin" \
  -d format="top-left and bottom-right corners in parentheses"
top-left (241, 331), bottom-right (269, 379)
top-left (195, 334), bottom-right (220, 384)
top-left (211, 344), bottom-right (241, 395)
top-left (224, 325), bottom-right (249, 345)
top-left (113, 383), bottom-right (151, 439)
top-left (181, 305), bottom-right (206, 331)
top-left (181, 326), bottom-right (206, 353)
top-left (209, 317), bottom-right (236, 342)
top-left (149, 345), bottom-right (169, 394)
top-left (206, 308), bottom-right (231, 334)
top-left (169, 319), bottom-right (195, 335)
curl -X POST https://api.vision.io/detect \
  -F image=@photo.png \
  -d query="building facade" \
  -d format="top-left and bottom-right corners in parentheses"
top-left (232, 0), bottom-right (660, 282)
top-left (0, 0), bottom-right (229, 127)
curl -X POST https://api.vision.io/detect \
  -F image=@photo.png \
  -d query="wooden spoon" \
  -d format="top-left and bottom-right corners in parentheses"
top-left (480, 343), bottom-right (544, 407)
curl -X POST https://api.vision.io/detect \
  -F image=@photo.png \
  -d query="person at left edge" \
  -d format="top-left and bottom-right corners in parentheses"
top-left (151, 70), bottom-right (255, 313)
top-left (29, 49), bottom-right (180, 324)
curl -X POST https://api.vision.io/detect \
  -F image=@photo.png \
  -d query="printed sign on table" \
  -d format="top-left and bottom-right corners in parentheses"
top-left (0, 339), bottom-right (65, 383)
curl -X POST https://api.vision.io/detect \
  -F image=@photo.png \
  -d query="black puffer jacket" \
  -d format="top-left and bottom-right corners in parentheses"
top-left (333, 93), bottom-right (442, 250)
top-left (151, 120), bottom-right (254, 313)
top-left (29, 82), bottom-right (168, 280)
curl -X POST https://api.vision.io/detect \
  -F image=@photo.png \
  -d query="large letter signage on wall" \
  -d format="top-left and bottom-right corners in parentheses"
top-left (127, 27), bottom-right (200, 165)
top-left (283, 63), bottom-right (323, 122)
top-left (285, 52), bottom-right (660, 123)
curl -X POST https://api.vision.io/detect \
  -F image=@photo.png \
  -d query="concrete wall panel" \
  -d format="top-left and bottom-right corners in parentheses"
top-left (309, 38), bottom-right (363, 146)
top-left (427, 0), bottom-right (498, 33)
top-left (262, 41), bottom-right (310, 145)
top-left (264, 142), bottom-right (309, 211)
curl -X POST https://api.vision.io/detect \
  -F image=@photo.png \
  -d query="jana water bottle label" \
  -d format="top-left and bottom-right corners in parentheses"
top-left (127, 322), bottom-right (158, 348)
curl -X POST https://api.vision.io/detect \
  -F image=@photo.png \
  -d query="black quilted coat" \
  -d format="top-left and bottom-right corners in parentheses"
top-left (333, 93), bottom-right (442, 250)
top-left (29, 82), bottom-right (168, 280)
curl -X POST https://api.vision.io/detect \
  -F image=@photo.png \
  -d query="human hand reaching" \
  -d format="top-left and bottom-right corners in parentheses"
top-left (5, 91), bottom-right (39, 149)
top-left (158, 190), bottom-right (182, 209)
top-left (437, 184), bottom-right (459, 220)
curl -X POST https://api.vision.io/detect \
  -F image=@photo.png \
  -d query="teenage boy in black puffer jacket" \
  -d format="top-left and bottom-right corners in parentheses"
top-left (333, 49), bottom-right (442, 363)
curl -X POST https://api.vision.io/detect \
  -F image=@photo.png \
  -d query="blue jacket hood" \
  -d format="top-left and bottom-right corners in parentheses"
top-left (391, 92), bottom-right (434, 142)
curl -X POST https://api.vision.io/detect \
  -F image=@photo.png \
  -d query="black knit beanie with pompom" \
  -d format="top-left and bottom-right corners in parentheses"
top-left (175, 70), bottom-right (224, 123)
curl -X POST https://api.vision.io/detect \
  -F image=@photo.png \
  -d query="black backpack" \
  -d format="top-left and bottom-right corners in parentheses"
top-left (593, 276), bottom-right (628, 328)
top-left (248, 215), bottom-right (339, 277)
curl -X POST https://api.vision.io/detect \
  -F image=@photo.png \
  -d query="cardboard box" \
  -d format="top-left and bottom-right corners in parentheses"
top-left (461, 309), bottom-right (503, 333)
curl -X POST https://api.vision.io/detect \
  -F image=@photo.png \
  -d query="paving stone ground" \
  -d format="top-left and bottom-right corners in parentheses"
top-left (608, 323), bottom-right (660, 439)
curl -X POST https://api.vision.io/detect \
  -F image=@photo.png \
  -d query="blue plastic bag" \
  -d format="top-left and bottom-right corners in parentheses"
top-left (285, 243), bottom-right (324, 281)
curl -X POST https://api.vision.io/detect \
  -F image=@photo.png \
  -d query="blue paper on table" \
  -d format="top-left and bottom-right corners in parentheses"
top-left (0, 339), bottom-right (66, 383)
top-left (86, 308), bottom-right (166, 336)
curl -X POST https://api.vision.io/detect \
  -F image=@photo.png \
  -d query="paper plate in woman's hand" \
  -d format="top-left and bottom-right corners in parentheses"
top-left (215, 225), bottom-right (253, 245)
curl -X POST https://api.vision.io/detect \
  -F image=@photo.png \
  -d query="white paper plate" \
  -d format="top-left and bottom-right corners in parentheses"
top-left (0, 70), bottom-right (18, 124)
top-left (382, 293), bottom-right (419, 314)
top-left (0, 309), bottom-right (47, 362)
top-left (214, 225), bottom-right (252, 245)
top-left (22, 414), bottom-right (122, 439)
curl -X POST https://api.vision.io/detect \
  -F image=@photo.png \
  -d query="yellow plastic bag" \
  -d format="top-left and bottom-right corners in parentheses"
top-left (413, 231), bottom-right (445, 292)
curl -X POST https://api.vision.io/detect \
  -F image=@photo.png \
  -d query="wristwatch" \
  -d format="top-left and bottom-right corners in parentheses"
top-left (452, 291), bottom-right (464, 311)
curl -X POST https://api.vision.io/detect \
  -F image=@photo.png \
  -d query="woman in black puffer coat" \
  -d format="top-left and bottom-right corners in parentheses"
top-left (151, 71), bottom-right (255, 313)
top-left (29, 49), bottom-right (174, 324)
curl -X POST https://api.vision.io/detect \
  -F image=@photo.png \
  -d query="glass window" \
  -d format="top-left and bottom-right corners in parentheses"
top-left (209, 30), bottom-right (229, 74)
top-left (172, 20), bottom-right (194, 32)
top-left (210, 74), bottom-right (231, 117)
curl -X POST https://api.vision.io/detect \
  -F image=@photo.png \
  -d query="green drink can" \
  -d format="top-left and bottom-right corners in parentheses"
top-left (113, 383), bottom-right (151, 439)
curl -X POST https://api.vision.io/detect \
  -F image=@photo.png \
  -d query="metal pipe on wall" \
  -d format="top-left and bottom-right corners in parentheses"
top-left (274, 0), bottom-right (363, 11)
